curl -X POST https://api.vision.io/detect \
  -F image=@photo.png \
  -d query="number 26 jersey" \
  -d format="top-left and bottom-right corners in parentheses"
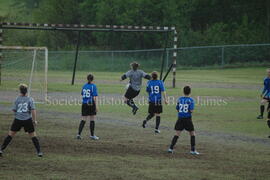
top-left (176, 96), bottom-right (195, 118)
top-left (81, 83), bottom-right (98, 104)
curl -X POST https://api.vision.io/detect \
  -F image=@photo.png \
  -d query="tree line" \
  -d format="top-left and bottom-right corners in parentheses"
top-left (2, 0), bottom-right (270, 50)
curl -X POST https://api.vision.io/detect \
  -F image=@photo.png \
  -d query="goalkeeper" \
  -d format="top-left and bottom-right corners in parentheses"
top-left (120, 62), bottom-right (151, 115)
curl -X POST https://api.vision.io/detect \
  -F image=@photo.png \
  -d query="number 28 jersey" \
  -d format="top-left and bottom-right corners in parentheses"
top-left (12, 96), bottom-right (36, 120)
top-left (176, 96), bottom-right (195, 118)
top-left (81, 83), bottom-right (98, 104)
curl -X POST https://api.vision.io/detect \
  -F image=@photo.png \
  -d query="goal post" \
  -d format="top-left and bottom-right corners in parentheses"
top-left (0, 45), bottom-right (48, 103)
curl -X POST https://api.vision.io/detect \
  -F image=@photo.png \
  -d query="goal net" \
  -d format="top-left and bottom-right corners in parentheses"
top-left (0, 46), bottom-right (48, 103)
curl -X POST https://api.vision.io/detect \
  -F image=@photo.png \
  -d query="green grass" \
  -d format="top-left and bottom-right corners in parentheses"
top-left (0, 67), bottom-right (270, 180)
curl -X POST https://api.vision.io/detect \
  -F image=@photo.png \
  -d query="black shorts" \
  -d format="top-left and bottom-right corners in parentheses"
top-left (10, 118), bottom-right (35, 133)
top-left (124, 86), bottom-right (140, 100)
top-left (174, 117), bottom-right (194, 132)
top-left (82, 103), bottom-right (96, 116)
top-left (148, 102), bottom-right (163, 114)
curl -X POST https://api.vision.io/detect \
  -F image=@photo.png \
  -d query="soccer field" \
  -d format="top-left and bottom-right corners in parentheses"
top-left (0, 67), bottom-right (270, 180)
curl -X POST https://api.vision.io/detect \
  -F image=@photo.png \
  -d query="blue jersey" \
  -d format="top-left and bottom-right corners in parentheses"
top-left (176, 96), bottom-right (195, 118)
top-left (81, 83), bottom-right (98, 104)
top-left (146, 80), bottom-right (165, 103)
top-left (262, 77), bottom-right (270, 97)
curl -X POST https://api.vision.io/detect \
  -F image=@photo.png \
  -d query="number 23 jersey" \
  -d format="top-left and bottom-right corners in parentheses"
top-left (12, 96), bottom-right (36, 120)
top-left (176, 96), bottom-right (194, 118)
top-left (81, 83), bottom-right (98, 104)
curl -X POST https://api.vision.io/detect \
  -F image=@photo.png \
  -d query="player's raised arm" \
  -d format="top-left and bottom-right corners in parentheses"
top-left (141, 70), bottom-right (151, 80)
top-left (30, 98), bottom-right (37, 125)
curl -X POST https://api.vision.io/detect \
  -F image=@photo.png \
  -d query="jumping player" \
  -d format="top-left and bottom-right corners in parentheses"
top-left (0, 84), bottom-right (43, 157)
top-left (120, 62), bottom-right (151, 115)
top-left (257, 69), bottom-right (270, 119)
top-left (142, 71), bottom-right (168, 133)
top-left (76, 74), bottom-right (99, 140)
top-left (167, 86), bottom-right (199, 155)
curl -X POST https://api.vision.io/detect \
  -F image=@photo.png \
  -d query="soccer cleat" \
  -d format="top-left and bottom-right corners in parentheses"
top-left (0, 150), bottom-right (3, 157)
top-left (37, 152), bottom-right (43, 157)
top-left (76, 135), bottom-right (82, 140)
top-left (268, 135), bottom-right (270, 138)
top-left (190, 151), bottom-right (200, 155)
top-left (90, 135), bottom-right (99, 140)
top-left (257, 115), bottom-right (263, 119)
top-left (132, 106), bottom-right (139, 115)
top-left (155, 129), bottom-right (161, 134)
top-left (142, 120), bottom-right (147, 128)
top-left (167, 148), bottom-right (173, 154)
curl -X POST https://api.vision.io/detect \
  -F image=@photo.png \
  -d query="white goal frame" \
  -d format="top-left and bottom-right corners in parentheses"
top-left (0, 46), bottom-right (48, 102)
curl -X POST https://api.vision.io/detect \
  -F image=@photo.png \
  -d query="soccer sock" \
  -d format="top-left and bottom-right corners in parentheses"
top-left (127, 99), bottom-right (137, 109)
top-left (1, 135), bottom-right (12, 151)
top-left (155, 116), bottom-right (160, 130)
top-left (145, 113), bottom-right (154, 122)
top-left (78, 120), bottom-right (86, 135)
top-left (267, 120), bottom-right (270, 128)
top-left (90, 121), bottom-right (95, 136)
top-left (31, 137), bottom-right (41, 153)
top-left (191, 136), bottom-right (196, 151)
top-left (267, 103), bottom-right (270, 112)
top-left (170, 135), bottom-right (179, 149)
top-left (260, 105), bottom-right (265, 116)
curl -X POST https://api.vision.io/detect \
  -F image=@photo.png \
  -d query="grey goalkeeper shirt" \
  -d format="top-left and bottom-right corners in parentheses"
top-left (12, 96), bottom-right (35, 120)
top-left (124, 70), bottom-right (149, 91)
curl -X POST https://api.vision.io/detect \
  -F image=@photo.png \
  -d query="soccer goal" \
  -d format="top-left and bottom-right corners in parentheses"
top-left (0, 46), bottom-right (48, 103)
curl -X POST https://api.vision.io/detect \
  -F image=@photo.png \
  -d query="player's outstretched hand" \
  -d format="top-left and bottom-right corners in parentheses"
top-left (33, 120), bottom-right (38, 126)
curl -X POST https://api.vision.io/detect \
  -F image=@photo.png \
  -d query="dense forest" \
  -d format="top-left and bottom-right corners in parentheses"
top-left (1, 0), bottom-right (270, 50)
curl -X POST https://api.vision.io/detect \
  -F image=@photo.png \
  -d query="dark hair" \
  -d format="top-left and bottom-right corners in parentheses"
top-left (151, 71), bottom-right (158, 80)
top-left (183, 86), bottom-right (191, 95)
top-left (130, 62), bottom-right (139, 70)
top-left (87, 74), bottom-right (94, 83)
top-left (19, 84), bottom-right (28, 95)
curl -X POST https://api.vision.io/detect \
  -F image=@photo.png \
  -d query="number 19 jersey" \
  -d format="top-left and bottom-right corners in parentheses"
top-left (81, 83), bottom-right (98, 104)
top-left (146, 80), bottom-right (165, 103)
top-left (176, 96), bottom-right (195, 118)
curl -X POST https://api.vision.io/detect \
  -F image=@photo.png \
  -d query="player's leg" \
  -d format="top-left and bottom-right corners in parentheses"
top-left (124, 87), bottom-right (139, 115)
top-left (77, 116), bottom-right (87, 139)
top-left (0, 119), bottom-right (21, 156)
top-left (77, 104), bottom-right (88, 139)
top-left (168, 118), bottom-right (184, 153)
top-left (89, 115), bottom-right (99, 140)
top-left (155, 113), bottom-right (161, 133)
top-left (142, 102), bottom-right (154, 128)
top-left (257, 99), bottom-right (268, 119)
top-left (267, 104), bottom-right (270, 138)
top-left (154, 104), bottom-right (162, 133)
top-left (187, 119), bottom-right (199, 155)
top-left (168, 130), bottom-right (181, 153)
top-left (24, 119), bottom-right (42, 157)
top-left (28, 132), bottom-right (43, 157)
top-left (0, 131), bottom-right (17, 156)
top-left (189, 131), bottom-right (199, 155)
